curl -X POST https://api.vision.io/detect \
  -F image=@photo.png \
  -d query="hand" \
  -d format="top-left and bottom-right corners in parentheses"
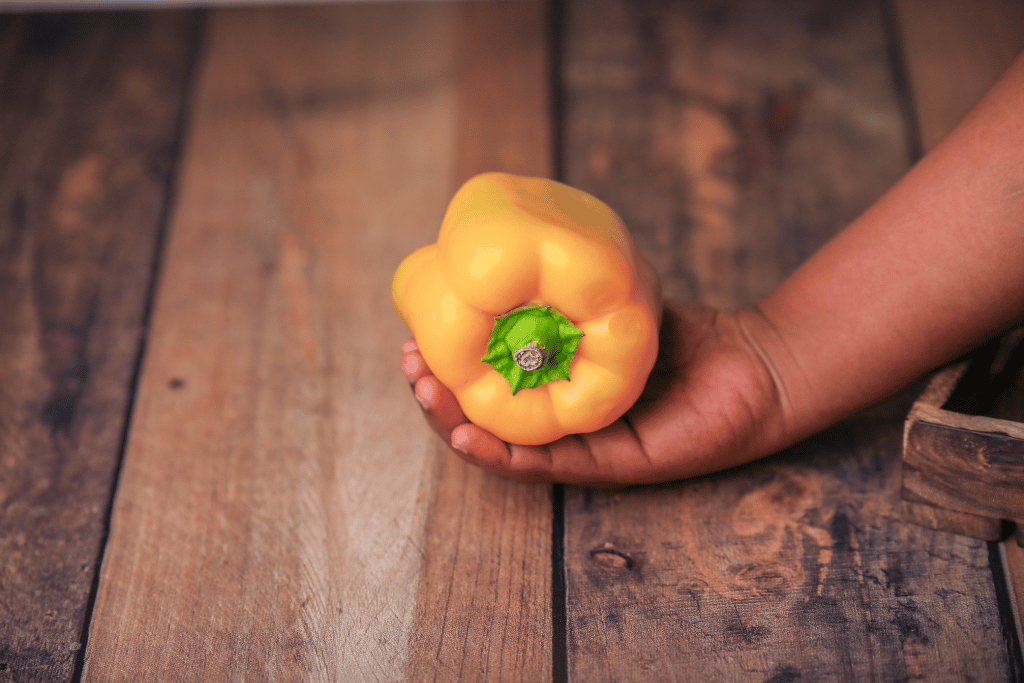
top-left (400, 302), bottom-right (788, 486)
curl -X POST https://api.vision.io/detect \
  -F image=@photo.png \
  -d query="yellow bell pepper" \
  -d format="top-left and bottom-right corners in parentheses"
top-left (392, 172), bottom-right (660, 446)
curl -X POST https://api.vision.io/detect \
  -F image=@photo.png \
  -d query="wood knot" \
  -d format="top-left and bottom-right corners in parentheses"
top-left (589, 546), bottom-right (635, 570)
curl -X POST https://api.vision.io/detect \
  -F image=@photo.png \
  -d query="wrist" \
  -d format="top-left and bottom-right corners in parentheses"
top-left (731, 305), bottom-right (814, 454)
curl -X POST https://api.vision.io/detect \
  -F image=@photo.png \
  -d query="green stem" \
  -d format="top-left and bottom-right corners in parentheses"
top-left (481, 305), bottom-right (583, 395)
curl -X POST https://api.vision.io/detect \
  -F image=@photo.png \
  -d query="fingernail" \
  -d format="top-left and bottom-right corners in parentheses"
top-left (401, 353), bottom-right (421, 380)
top-left (450, 430), bottom-right (470, 454)
top-left (414, 381), bottom-right (432, 409)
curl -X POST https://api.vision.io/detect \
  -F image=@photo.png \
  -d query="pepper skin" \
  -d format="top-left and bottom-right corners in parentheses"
top-left (392, 172), bottom-right (660, 446)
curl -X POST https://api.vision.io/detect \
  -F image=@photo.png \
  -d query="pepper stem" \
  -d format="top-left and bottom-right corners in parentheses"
top-left (481, 305), bottom-right (583, 395)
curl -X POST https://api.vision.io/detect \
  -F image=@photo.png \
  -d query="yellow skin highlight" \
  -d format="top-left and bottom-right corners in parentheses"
top-left (392, 172), bottom-right (660, 446)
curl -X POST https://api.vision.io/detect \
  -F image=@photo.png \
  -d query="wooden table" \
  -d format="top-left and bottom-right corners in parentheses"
top-left (2, 1), bottom-right (1023, 680)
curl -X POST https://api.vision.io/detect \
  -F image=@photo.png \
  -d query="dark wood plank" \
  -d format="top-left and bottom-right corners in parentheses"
top-left (902, 330), bottom-right (1024, 538)
top-left (904, 420), bottom-right (1024, 522)
top-left (82, 4), bottom-right (553, 680)
top-left (567, 432), bottom-right (1009, 680)
top-left (561, 0), bottom-right (1010, 679)
top-left (0, 11), bottom-right (197, 683)
top-left (987, 329), bottom-right (1024, 637)
top-left (900, 496), bottom-right (1005, 543)
top-left (562, 0), bottom-right (910, 310)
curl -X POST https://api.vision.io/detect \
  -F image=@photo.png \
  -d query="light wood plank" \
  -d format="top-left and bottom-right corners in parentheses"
top-left (82, 3), bottom-right (552, 680)
top-left (406, 2), bottom-right (554, 679)
top-left (562, 0), bottom-right (1010, 679)
top-left (0, 12), bottom-right (197, 682)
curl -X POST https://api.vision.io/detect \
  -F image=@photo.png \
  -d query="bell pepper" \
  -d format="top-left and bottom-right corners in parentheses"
top-left (392, 172), bottom-right (660, 446)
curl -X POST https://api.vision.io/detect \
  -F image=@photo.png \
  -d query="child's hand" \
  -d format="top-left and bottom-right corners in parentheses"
top-left (400, 302), bottom-right (787, 486)
top-left (404, 51), bottom-right (1024, 486)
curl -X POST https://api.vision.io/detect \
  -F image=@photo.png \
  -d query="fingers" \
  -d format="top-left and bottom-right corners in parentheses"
top-left (450, 423), bottom-right (522, 473)
top-left (401, 339), bottom-right (431, 384)
top-left (401, 340), bottom-right (509, 465)
top-left (451, 427), bottom-right (563, 484)
top-left (412, 374), bottom-right (468, 443)
top-left (449, 425), bottom-right (650, 487)
top-left (400, 339), bottom-right (464, 438)
top-left (532, 424), bottom-right (657, 487)
top-left (400, 338), bottom-right (656, 485)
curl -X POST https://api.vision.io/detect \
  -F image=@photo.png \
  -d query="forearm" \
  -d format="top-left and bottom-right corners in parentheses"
top-left (755, 51), bottom-right (1024, 445)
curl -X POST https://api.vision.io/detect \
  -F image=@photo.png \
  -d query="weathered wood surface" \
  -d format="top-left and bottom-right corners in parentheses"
top-left (81, 3), bottom-right (553, 680)
top-left (0, 12), bottom-right (197, 683)
top-left (987, 328), bottom-right (1024, 643)
top-left (3, 1), bottom-right (1022, 681)
top-left (899, 356), bottom-right (1005, 540)
top-left (561, 0), bottom-right (1016, 680)
top-left (563, 0), bottom-right (910, 311)
top-left (904, 421), bottom-right (1024, 525)
top-left (902, 330), bottom-right (1024, 540)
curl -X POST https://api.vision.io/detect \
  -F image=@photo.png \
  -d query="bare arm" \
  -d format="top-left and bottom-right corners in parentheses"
top-left (754, 50), bottom-right (1024, 450)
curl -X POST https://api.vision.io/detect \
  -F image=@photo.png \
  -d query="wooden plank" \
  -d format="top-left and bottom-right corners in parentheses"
top-left (908, 403), bottom-right (1024, 441)
top-left (988, 343), bottom-right (1024, 657)
top-left (901, 331), bottom-right (1024, 538)
top-left (892, 0), bottom-right (1024, 151)
top-left (562, 0), bottom-right (911, 311)
top-left (82, 2), bottom-right (553, 680)
top-left (900, 498), bottom-right (1004, 542)
top-left (903, 420), bottom-right (1024, 522)
top-left (0, 12), bottom-right (197, 683)
top-left (567, 439), bottom-right (1009, 681)
top-left (405, 2), bottom-right (554, 680)
top-left (1002, 541), bottom-right (1024, 636)
top-left (561, 0), bottom-right (1011, 679)
top-left (910, 359), bottom-right (969, 409)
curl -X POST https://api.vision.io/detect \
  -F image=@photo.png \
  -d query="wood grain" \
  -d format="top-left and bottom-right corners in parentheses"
top-left (900, 350), bottom-right (1024, 546)
top-left (1002, 541), bottom-right (1024, 638)
top-left (0, 12), bottom-right (197, 682)
top-left (907, 403), bottom-right (1024, 441)
top-left (561, 0), bottom-right (1010, 679)
top-left (563, 0), bottom-right (910, 310)
top-left (987, 329), bottom-right (1024, 653)
top-left (81, 3), bottom-right (553, 680)
top-left (900, 498), bottom-right (1004, 542)
top-left (567, 431), bottom-right (1009, 681)
top-left (903, 420), bottom-right (1024, 522)
top-left (908, 359), bottom-right (969, 410)
top-left (406, 2), bottom-right (554, 680)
